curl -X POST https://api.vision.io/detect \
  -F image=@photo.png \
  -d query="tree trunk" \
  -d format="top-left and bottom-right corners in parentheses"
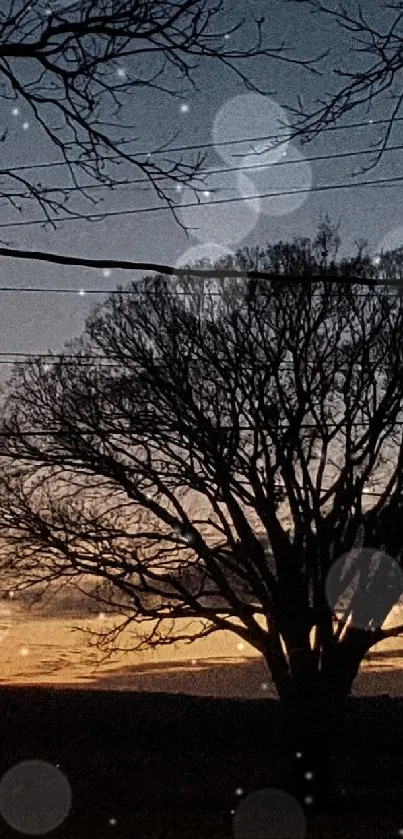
top-left (279, 642), bottom-right (370, 809)
top-left (263, 622), bottom-right (372, 809)
top-left (281, 680), bottom-right (347, 810)
top-left (288, 693), bottom-right (350, 809)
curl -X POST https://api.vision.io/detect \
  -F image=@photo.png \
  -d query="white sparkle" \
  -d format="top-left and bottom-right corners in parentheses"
top-left (304, 771), bottom-right (314, 780)
top-left (304, 796), bottom-right (314, 805)
top-left (369, 119), bottom-right (374, 124)
top-left (295, 751), bottom-right (303, 759)
top-left (43, 364), bottom-right (51, 372)
top-left (202, 190), bottom-right (211, 198)
top-left (180, 103), bottom-right (189, 113)
top-left (175, 184), bottom-right (182, 192)
top-left (224, 34), bottom-right (230, 39)
top-left (109, 817), bottom-right (117, 826)
top-left (116, 68), bottom-right (126, 78)
top-left (22, 122), bottom-right (29, 131)
top-left (98, 612), bottom-right (105, 621)
top-left (261, 681), bottom-right (269, 691)
top-left (398, 829), bottom-right (403, 837)
top-left (235, 787), bottom-right (243, 796)
top-left (78, 289), bottom-right (86, 296)
top-left (102, 268), bottom-right (111, 277)
top-left (237, 642), bottom-right (244, 651)
top-left (20, 647), bottom-right (29, 657)
top-left (8, 591), bottom-right (14, 599)
top-left (191, 658), bottom-right (197, 666)
top-left (11, 107), bottom-right (19, 117)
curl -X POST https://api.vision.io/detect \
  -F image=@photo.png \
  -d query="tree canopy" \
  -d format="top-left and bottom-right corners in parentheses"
top-left (0, 221), bottom-right (402, 715)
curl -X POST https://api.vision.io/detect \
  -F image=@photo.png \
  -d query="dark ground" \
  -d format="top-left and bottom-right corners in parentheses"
top-left (0, 687), bottom-right (401, 838)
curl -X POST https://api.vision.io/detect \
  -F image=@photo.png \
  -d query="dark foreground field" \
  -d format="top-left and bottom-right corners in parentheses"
top-left (0, 687), bottom-right (401, 838)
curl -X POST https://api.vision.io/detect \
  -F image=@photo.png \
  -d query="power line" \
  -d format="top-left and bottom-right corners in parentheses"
top-left (2, 355), bottom-right (401, 433)
top-left (0, 357), bottom-right (400, 431)
top-left (8, 140), bottom-right (403, 196)
top-left (0, 284), bottom-right (388, 295)
top-left (0, 427), bottom-right (391, 499)
top-left (0, 352), bottom-right (395, 365)
top-left (4, 114), bottom-right (402, 174)
top-left (0, 419), bottom-right (402, 429)
top-left (2, 171), bottom-right (403, 230)
top-left (0, 245), bottom-right (397, 288)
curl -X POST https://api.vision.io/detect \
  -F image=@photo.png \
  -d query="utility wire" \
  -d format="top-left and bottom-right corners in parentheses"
top-left (0, 420), bottom-right (401, 429)
top-left (2, 170), bottom-right (403, 229)
top-left (0, 426), bottom-right (391, 500)
top-left (0, 353), bottom-right (396, 366)
top-left (0, 283), bottom-right (388, 294)
top-left (4, 114), bottom-right (402, 174)
top-left (0, 284), bottom-right (389, 294)
top-left (0, 354), bottom-right (399, 433)
top-left (7, 141), bottom-right (403, 196)
top-left (0, 119), bottom-right (397, 503)
top-left (0, 246), bottom-right (396, 288)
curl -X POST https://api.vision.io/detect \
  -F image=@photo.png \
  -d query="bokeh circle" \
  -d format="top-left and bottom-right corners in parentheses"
top-left (212, 94), bottom-right (290, 166)
top-left (372, 226), bottom-right (403, 285)
top-left (325, 547), bottom-right (403, 630)
top-left (175, 168), bottom-right (259, 245)
top-left (232, 787), bottom-right (307, 839)
top-left (174, 242), bottom-right (241, 316)
top-left (237, 143), bottom-right (312, 217)
top-left (0, 760), bottom-right (72, 835)
top-left (174, 242), bottom-right (236, 273)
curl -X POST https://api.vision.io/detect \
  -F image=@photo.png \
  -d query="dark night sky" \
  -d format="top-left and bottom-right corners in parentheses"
top-left (0, 0), bottom-right (401, 377)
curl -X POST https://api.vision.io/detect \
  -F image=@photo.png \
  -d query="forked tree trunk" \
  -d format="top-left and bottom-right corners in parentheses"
top-left (268, 635), bottom-right (369, 809)
top-left (281, 678), bottom-right (347, 809)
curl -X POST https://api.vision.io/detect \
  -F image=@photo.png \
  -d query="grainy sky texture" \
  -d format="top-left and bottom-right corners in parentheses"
top-left (0, 0), bottom-right (402, 374)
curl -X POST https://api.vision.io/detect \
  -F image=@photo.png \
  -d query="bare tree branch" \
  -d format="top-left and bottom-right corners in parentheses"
top-left (283, 0), bottom-right (403, 173)
top-left (0, 0), bottom-right (325, 230)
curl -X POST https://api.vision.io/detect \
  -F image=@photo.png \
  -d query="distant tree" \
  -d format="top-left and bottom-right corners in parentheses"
top-left (0, 0), bottom-right (322, 229)
top-left (284, 0), bottom-right (403, 173)
top-left (1, 221), bottom-right (403, 803)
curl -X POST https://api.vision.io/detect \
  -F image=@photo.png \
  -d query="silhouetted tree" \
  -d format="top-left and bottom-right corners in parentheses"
top-left (1, 222), bottom-right (403, 805)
